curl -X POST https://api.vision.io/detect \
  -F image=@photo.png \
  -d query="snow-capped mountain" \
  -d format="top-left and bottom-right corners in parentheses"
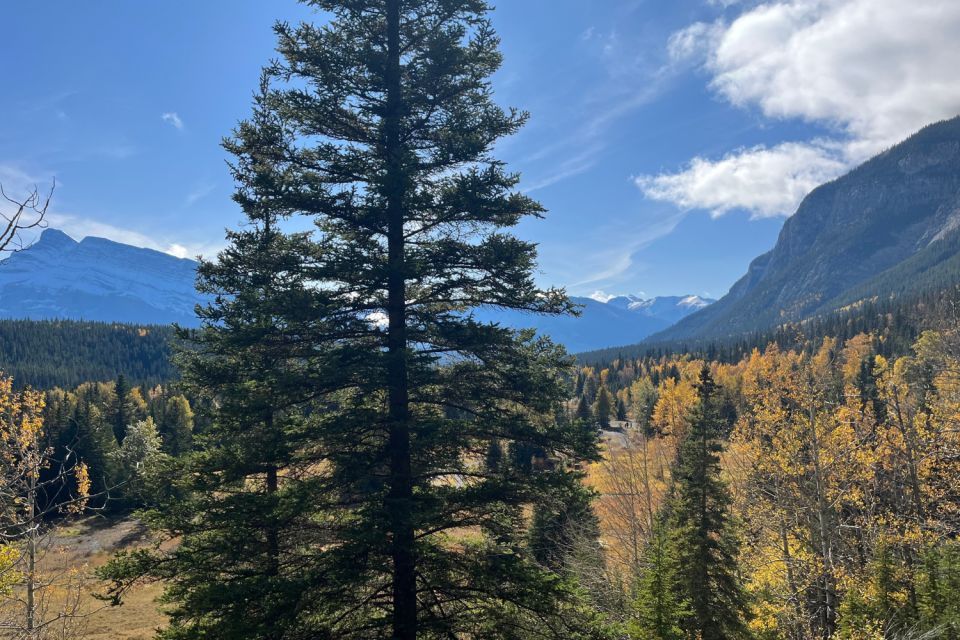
top-left (606, 294), bottom-right (713, 324)
top-left (0, 229), bottom-right (203, 326)
top-left (0, 229), bottom-right (712, 352)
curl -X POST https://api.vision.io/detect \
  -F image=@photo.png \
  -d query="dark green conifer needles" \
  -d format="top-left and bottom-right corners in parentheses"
top-left (101, 2), bottom-right (601, 639)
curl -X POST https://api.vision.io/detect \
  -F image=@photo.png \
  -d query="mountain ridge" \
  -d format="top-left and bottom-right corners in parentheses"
top-left (0, 229), bottom-right (203, 326)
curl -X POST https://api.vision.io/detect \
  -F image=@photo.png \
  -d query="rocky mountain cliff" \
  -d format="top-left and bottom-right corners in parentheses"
top-left (653, 116), bottom-right (960, 342)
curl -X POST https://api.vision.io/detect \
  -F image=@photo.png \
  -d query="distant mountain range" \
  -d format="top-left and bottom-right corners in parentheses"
top-left (0, 229), bottom-right (202, 326)
top-left (473, 294), bottom-right (712, 353)
top-left (650, 116), bottom-right (960, 344)
top-left (0, 229), bottom-right (710, 352)
top-left (605, 294), bottom-right (713, 325)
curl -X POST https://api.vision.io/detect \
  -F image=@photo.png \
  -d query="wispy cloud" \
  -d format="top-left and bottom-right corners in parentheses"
top-left (161, 112), bottom-right (184, 130)
top-left (0, 164), bottom-right (48, 193)
top-left (185, 182), bottom-right (216, 206)
top-left (0, 160), bottom-right (220, 259)
top-left (511, 18), bottom-right (685, 194)
top-left (46, 213), bottom-right (160, 249)
top-left (15, 90), bottom-right (79, 118)
top-left (522, 145), bottom-right (603, 194)
top-left (554, 207), bottom-right (687, 292)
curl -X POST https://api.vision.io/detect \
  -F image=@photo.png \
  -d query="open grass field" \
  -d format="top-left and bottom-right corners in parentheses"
top-left (14, 518), bottom-right (167, 640)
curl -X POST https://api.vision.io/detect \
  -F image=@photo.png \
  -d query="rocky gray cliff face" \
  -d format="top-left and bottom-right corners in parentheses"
top-left (0, 229), bottom-right (203, 325)
top-left (654, 116), bottom-right (960, 342)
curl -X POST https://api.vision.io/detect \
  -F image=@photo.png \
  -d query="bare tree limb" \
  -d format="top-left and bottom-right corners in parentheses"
top-left (0, 181), bottom-right (54, 255)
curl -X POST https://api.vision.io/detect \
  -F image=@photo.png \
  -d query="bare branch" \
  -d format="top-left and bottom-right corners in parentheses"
top-left (0, 180), bottom-right (54, 255)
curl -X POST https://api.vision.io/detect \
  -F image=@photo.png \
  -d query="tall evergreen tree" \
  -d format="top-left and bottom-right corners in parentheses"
top-left (594, 387), bottom-right (613, 429)
top-left (112, 374), bottom-right (131, 444)
top-left (73, 388), bottom-right (118, 504)
top-left (615, 396), bottom-right (628, 422)
top-left (670, 367), bottom-right (749, 639)
top-left (529, 478), bottom-right (600, 572)
top-left (103, 2), bottom-right (600, 638)
top-left (139, 220), bottom-right (327, 639)
top-left (576, 396), bottom-right (595, 425)
top-left (159, 395), bottom-right (194, 457)
top-left (630, 516), bottom-right (687, 640)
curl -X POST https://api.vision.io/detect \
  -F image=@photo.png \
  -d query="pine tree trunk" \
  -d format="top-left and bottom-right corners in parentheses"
top-left (266, 460), bottom-right (280, 640)
top-left (384, 1), bottom-right (417, 637)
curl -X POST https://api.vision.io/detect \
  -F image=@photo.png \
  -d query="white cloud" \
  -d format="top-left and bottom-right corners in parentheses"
top-left (637, 140), bottom-right (847, 218)
top-left (639, 0), bottom-right (960, 217)
top-left (667, 21), bottom-right (723, 64)
top-left (166, 243), bottom-right (191, 259)
top-left (711, 0), bottom-right (960, 151)
top-left (44, 213), bottom-right (218, 260)
top-left (161, 112), bottom-right (184, 130)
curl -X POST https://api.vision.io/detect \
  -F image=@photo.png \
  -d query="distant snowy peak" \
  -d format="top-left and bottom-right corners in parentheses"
top-left (595, 293), bottom-right (714, 316)
top-left (678, 295), bottom-right (712, 309)
top-left (605, 294), bottom-right (646, 309)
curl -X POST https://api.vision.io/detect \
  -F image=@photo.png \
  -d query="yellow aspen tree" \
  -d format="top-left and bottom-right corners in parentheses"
top-left (0, 375), bottom-right (92, 639)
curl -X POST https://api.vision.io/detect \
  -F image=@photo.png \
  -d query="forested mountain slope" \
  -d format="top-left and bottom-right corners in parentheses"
top-left (0, 319), bottom-right (176, 388)
top-left (653, 116), bottom-right (960, 342)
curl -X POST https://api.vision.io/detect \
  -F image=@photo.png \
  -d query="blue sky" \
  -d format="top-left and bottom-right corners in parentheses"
top-left (3, 0), bottom-right (960, 300)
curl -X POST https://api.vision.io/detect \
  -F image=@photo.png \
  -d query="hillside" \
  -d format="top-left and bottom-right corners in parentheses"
top-left (652, 116), bottom-right (960, 343)
top-left (0, 319), bottom-right (177, 389)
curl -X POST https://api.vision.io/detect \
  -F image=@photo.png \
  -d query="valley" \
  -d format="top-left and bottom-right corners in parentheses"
top-left (2, 1), bottom-right (960, 638)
